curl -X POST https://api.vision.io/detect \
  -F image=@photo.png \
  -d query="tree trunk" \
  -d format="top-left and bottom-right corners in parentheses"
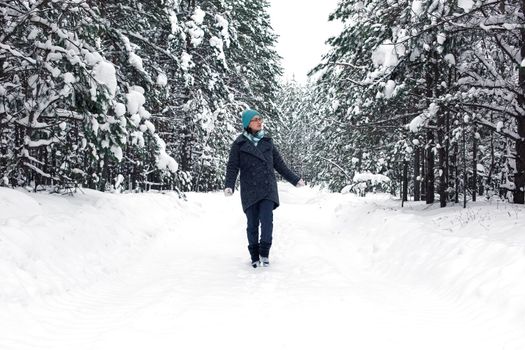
top-left (515, 122), bottom-right (525, 204)
top-left (100, 153), bottom-right (109, 192)
top-left (403, 160), bottom-right (408, 202)
top-left (445, 111), bottom-right (450, 202)
top-left (463, 124), bottom-right (467, 208)
top-left (414, 146), bottom-right (421, 201)
top-left (437, 111), bottom-right (446, 207)
top-left (426, 131), bottom-right (435, 204)
top-left (454, 142), bottom-right (459, 203)
top-left (487, 116), bottom-right (495, 195)
top-left (180, 32), bottom-right (195, 175)
top-left (472, 128), bottom-right (478, 202)
top-left (424, 57), bottom-right (436, 204)
top-left (421, 146), bottom-right (426, 201)
top-left (516, 12), bottom-right (525, 204)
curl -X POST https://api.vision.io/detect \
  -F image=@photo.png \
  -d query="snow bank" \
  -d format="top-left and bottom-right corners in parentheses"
top-left (0, 188), bottom-right (184, 304)
top-left (332, 194), bottom-right (525, 326)
top-left (1, 186), bottom-right (524, 349)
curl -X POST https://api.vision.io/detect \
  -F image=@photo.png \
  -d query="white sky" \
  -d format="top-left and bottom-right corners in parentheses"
top-left (268, 0), bottom-right (342, 82)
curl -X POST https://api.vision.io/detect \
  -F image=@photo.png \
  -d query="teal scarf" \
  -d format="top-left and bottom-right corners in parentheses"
top-left (243, 130), bottom-right (265, 146)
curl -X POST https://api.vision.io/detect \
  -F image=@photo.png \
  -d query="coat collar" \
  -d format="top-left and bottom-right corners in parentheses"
top-left (236, 134), bottom-right (272, 161)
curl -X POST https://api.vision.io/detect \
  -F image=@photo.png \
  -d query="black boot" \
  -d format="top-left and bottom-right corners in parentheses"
top-left (259, 241), bottom-right (271, 259)
top-left (248, 244), bottom-right (260, 267)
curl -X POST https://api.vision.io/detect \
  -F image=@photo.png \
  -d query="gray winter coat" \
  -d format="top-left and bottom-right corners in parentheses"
top-left (225, 134), bottom-right (300, 212)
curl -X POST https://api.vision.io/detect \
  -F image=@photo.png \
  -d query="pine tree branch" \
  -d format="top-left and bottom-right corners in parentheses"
top-left (0, 0), bottom-right (42, 42)
top-left (316, 156), bottom-right (351, 179)
top-left (33, 94), bottom-right (63, 122)
top-left (472, 52), bottom-right (504, 82)
top-left (82, 5), bottom-right (180, 66)
top-left (0, 43), bottom-right (37, 64)
top-left (352, 124), bottom-right (410, 130)
top-left (357, 112), bottom-right (422, 127)
top-left (0, 1), bottom-right (25, 14)
top-left (23, 161), bottom-right (59, 181)
top-left (491, 33), bottom-right (521, 66)
top-left (330, 61), bottom-right (368, 70)
top-left (390, 1), bottom-right (503, 46)
top-left (120, 30), bottom-right (180, 64)
top-left (461, 102), bottom-right (521, 119)
top-left (475, 116), bottom-right (522, 141)
top-left (457, 74), bottom-right (521, 96)
top-left (43, 109), bottom-right (84, 121)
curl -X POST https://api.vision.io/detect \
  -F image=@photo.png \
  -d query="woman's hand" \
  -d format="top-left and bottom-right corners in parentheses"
top-left (296, 179), bottom-right (305, 187)
top-left (224, 188), bottom-right (233, 196)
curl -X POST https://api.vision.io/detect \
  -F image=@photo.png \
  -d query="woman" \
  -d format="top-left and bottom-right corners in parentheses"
top-left (224, 109), bottom-right (305, 268)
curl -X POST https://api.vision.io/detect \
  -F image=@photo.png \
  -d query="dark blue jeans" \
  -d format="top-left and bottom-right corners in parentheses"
top-left (245, 199), bottom-right (274, 260)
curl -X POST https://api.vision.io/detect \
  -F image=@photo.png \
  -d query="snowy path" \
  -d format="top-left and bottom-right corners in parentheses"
top-left (1, 186), bottom-right (524, 349)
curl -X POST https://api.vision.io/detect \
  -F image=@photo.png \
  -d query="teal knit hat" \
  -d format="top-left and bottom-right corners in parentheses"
top-left (241, 109), bottom-right (260, 129)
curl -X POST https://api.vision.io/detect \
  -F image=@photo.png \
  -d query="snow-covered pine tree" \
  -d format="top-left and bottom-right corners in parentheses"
top-left (225, 0), bottom-right (282, 119)
top-left (82, 0), bottom-right (185, 192)
top-left (309, 0), bottom-right (415, 193)
top-left (166, 0), bottom-right (240, 191)
top-left (0, 0), bottom-right (179, 192)
top-left (163, 0), bottom-right (282, 192)
top-left (310, 0), bottom-right (525, 205)
top-left (272, 80), bottom-right (319, 182)
top-left (446, 0), bottom-right (525, 204)
top-left (397, 0), bottom-right (525, 204)
top-left (0, 0), bottom-right (287, 194)
top-left (307, 84), bottom-right (358, 190)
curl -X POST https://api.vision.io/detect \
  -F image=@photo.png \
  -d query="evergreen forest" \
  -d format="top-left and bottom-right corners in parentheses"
top-left (1, 0), bottom-right (524, 206)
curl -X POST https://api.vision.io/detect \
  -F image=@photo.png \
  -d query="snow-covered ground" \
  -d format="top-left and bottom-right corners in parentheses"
top-left (1, 184), bottom-right (524, 349)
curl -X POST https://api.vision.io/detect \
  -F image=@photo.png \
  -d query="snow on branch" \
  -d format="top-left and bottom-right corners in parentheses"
top-left (492, 34), bottom-right (521, 66)
top-left (154, 135), bottom-right (179, 173)
top-left (395, 0), bottom-right (502, 46)
top-left (120, 30), bottom-right (180, 64)
top-left (462, 102), bottom-right (521, 119)
top-left (51, 109), bottom-right (84, 121)
top-left (352, 171), bottom-right (391, 185)
top-left (317, 156), bottom-right (351, 179)
top-left (341, 172), bottom-right (392, 195)
top-left (457, 75), bottom-right (514, 90)
top-left (22, 152), bottom-right (46, 165)
top-left (473, 52), bottom-right (504, 82)
top-left (475, 116), bottom-right (521, 141)
top-left (23, 162), bottom-right (59, 180)
top-left (25, 137), bottom-right (61, 148)
top-left (330, 61), bottom-right (368, 70)
top-left (0, 44), bottom-right (36, 64)
top-left (408, 103), bottom-right (440, 133)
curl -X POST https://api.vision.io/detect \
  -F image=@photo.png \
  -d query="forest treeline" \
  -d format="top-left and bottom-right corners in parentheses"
top-left (1, 0), bottom-right (524, 207)
top-left (273, 0), bottom-right (525, 206)
top-left (0, 0), bottom-right (281, 193)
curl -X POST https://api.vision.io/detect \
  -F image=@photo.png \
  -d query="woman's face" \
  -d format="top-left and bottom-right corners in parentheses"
top-left (249, 116), bottom-right (263, 132)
